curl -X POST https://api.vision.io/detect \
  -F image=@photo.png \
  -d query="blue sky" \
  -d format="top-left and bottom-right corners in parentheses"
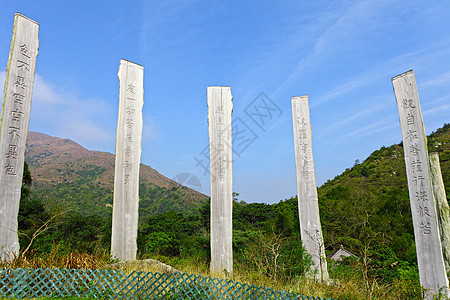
top-left (1, 1), bottom-right (449, 204)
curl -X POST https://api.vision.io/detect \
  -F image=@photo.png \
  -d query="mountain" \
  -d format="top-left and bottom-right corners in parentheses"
top-left (25, 132), bottom-right (208, 220)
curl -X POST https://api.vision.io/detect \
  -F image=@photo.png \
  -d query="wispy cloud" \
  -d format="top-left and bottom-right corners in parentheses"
top-left (1, 71), bottom-right (115, 151)
top-left (272, 0), bottom-right (398, 97)
top-left (423, 103), bottom-right (450, 116)
top-left (327, 117), bottom-right (398, 145)
top-left (322, 93), bottom-right (392, 129)
top-left (304, 39), bottom-right (450, 113)
top-left (421, 71), bottom-right (450, 88)
top-left (271, 0), bottom-right (450, 106)
top-left (138, 0), bottom-right (209, 56)
top-left (31, 74), bottom-right (114, 149)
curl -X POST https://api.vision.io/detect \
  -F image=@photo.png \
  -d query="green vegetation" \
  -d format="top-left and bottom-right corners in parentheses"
top-left (31, 167), bottom-right (206, 220)
top-left (4, 124), bottom-right (449, 299)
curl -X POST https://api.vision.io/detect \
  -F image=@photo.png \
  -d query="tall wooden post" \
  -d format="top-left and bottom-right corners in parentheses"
top-left (111, 59), bottom-right (144, 261)
top-left (429, 152), bottom-right (450, 272)
top-left (0, 13), bottom-right (39, 261)
top-left (291, 95), bottom-right (329, 281)
top-left (392, 70), bottom-right (448, 297)
top-left (208, 86), bottom-right (233, 274)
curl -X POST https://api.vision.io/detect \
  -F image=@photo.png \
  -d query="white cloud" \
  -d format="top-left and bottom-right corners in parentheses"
top-left (327, 117), bottom-right (398, 145)
top-left (1, 71), bottom-right (115, 151)
top-left (30, 74), bottom-right (115, 149)
top-left (272, 0), bottom-right (396, 97)
top-left (322, 93), bottom-right (392, 129)
top-left (423, 103), bottom-right (450, 116)
top-left (421, 71), bottom-right (450, 88)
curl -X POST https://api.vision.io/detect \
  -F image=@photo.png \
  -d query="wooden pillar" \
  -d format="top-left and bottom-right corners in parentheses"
top-left (392, 70), bottom-right (448, 297)
top-left (111, 59), bottom-right (144, 261)
top-left (0, 13), bottom-right (39, 261)
top-left (291, 95), bottom-right (329, 281)
top-left (208, 86), bottom-right (233, 274)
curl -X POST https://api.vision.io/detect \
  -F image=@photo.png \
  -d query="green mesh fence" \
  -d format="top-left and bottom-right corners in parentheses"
top-left (0, 268), bottom-right (333, 299)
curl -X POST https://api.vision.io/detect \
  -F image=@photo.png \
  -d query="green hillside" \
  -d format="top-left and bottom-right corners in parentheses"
top-left (25, 131), bottom-right (208, 220)
top-left (318, 123), bottom-right (449, 253)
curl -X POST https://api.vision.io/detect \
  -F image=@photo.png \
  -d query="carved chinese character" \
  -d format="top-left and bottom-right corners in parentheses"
top-left (302, 157), bottom-right (308, 167)
top-left (416, 190), bottom-right (428, 202)
top-left (412, 163), bottom-right (422, 173)
top-left (413, 175), bottom-right (425, 187)
top-left (218, 160), bottom-right (225, 179)
top-left (418, 206), bottom-right (432, 217)
top-left (405, 129), bottom-right (418, 141)
top-left (300, 143), bottom-right (308, 152)
top-left (11, 109), bottom-right (24, 122)
top-left (299, 129), bottom-right (307, 139)
top-left (297, 117), bottom-right (307, 126)
top-left (17, 60), bottom-right (29, 71)
top-left (19, 44), bottom-right (30, 58)
top-left (125, 106), bottom-right (135, 116)
top-left (124, 146), bottom-right (133, 156)
top-left (5, 164), bottom-right (17, 175)
top-left (406, 113), bottom-right (414, 126)
top-left (15, 76), bottom-right (27, 89)
top-left (123, 161), bottom-right (132, 171)
top-left (402, 98), bottom-right (415, 109)
top-left (124, 133), bottom-right (133, 142)
top-left (300, 170), bottom-right (310, 177)
top-left (217, 129), bottom-right (225, 139)
top-left (126, 84), bottom-right (135, 94)
top-left (217, 115), bottom-right (225, 125)
top-left (125, 118), bottom-right (134, 128)
top-left (216, 143), bottom-right (225, 161)
top-left (8, 126), bottom-right (21, 139)
top-left (411, 158), bottom-right (422, 166)
top-left (13, 93), bottom-right (25, 105)
top-left (6, 145), bottom-right (18, 159)
top-left (124, 174), bottom-right (130, 184)
top-left (420, 221), bottom-right (431, 234)
top-left (409, 143), bottom-right (420, 156)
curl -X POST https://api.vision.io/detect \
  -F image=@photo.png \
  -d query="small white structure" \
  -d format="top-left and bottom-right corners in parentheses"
top-left (328, 245), bottom-right (357, 262)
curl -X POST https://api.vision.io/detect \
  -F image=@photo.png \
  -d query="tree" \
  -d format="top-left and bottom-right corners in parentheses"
top-left (55, 212), bottom-right (105, 254)
top-left (20, 161), bottom-right (32, 200)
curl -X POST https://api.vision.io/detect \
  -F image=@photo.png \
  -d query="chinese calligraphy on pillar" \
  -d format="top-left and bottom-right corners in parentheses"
top-left (291, 95), bottom-right (329, 281)
top-left (207, 86), bottom-right (233, 274)
top-left (392, 70), bottom-right (448, 297)
top-left (111, 60), bottom-right (144, 261)
top-left (0, 13), bottom-right (39, 261)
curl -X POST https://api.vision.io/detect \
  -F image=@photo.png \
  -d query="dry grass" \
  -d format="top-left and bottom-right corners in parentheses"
top-left (147, 256), bottom-right (430, 300)
top-left (0, 252), bottom-right (433, 300)
top-left (0, 248), bottom-right (108, 271)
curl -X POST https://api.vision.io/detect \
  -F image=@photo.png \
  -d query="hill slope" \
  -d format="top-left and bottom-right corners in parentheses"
top-left (317, 123), bottom-right (449, 260)
top-left (25, 132), bottom-right (208, 219)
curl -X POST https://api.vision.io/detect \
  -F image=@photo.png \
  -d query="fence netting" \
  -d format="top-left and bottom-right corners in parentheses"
top-left (0, 268), bottom-right (333, 299)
